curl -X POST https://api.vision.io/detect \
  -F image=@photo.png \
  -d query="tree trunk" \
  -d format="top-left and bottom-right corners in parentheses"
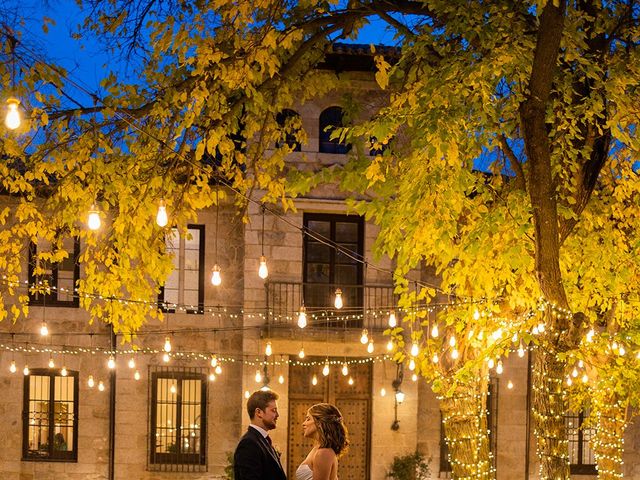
top-left (440, 379), bottom-right (494, 480)
top-left (532, 347), bottom-right (570, 479)
top-left (593, 396), bottom-right (628, 480)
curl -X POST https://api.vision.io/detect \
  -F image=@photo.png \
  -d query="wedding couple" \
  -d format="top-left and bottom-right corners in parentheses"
top-left (234, 390), bottom-right (349, 480)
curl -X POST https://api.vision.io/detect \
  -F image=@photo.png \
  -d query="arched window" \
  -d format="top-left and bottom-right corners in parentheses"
top-left (276, 109), bottom-right (302, 152)
top-left (319, 106), bottom-right (350, 154)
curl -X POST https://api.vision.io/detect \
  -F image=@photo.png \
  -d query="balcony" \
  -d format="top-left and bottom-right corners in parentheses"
top-left (265, 281), bottom-right (396, 331)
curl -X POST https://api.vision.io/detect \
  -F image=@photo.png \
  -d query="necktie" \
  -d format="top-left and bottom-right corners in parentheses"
top-left (266, 435), bottom-right (282, 467)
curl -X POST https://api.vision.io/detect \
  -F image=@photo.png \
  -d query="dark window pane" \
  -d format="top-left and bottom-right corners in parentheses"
top-left (306, 220), bottom-right (330, 237)
top-left (335, 222), bottom-right (359, 242)
top-left (319, 107), bottom-right (351, 154)
top-left (306, 243), bottom-right (331, 262)
top-left (336, 244), bottom-right (359, 264)
top-left (335, 265), bottom-right (358, 285)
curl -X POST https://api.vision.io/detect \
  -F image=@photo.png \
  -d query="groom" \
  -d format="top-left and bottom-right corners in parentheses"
top-left (234, 390), bottom-right (287, 480)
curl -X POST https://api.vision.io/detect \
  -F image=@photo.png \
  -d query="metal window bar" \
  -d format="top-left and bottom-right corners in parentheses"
top-left (148, 365), bottom-right (207, 472)
top-left (567, 410), bottom-right (597, 475)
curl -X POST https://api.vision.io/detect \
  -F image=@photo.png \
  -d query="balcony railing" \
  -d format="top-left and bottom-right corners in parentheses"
top-left (265, 281), bottom-right (396, 331)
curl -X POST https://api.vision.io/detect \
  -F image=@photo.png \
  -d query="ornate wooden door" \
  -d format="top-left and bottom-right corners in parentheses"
top-left (288, 358), bottom-right (372, 480)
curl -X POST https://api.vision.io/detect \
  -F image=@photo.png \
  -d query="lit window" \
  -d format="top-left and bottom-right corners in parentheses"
top-left (149, 367), bottom-right (207, 471)
top-left (23, 369), bottom-right (78, 462)
top-left (28, 237), bottom-right (80, 307)
top-left (160, 225), bottom-right (205, 313)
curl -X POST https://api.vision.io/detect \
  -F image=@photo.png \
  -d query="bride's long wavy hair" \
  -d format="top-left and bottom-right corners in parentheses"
top-left (308, 403), bottom-right (350, 457)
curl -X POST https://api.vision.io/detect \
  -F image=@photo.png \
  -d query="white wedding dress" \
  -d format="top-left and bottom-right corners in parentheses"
top-left (295, 463), bottom-right (313, 480)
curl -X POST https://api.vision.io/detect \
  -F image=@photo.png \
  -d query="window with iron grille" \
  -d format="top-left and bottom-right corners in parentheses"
top-left (149, 366), bottom-right (207, 471)
top-left (28, 237), bottom-right (80, 307)
top-left (22, 369), bottom-right (78, 462)
top-left (303, 213), bottom-right (363, 325)
top-left (567, 410), bottom-right (596, 475)
top-left (159, 225), bottom-right (205, 313)
top-left (440, 378), bottom-right (498, 474)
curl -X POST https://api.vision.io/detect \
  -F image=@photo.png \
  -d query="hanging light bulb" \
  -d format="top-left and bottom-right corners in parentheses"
top-left (619, 345), bottom-right (626, 356)
top-left (367, 341), bottom-right (374, 354)
top-left (386, 339), bottom-right (394, 351)
top-left (507, 380), bottom-right (514, 389)
top-left (410, 342), bottom-right (419, 357)
top-left (98, 381), bottom-right (105, 392)
top-left (532, 325), bottom-right (539, 335)
top-left (210, 264), bottom-right (222, 286)
top-left (278, 374), bottom-right (284, 384)
top-left (380, 388), bottom-right (386, 397)
top-left (395, 390), bottom-right (405, 404)
top-left (9, 360), bottom-right (16, 373)
top-left (388, 311), bottom-right (397, 328)
top-left (48, 357), bottom-right (55, 368)
top-left (107, 355), bottom-right (116, 369)
top-left (23, 365), bottom-right (29, 376)
top-left (156, 199), bottom-right (169, 227)
top-left (341, 362), bottom-right (349, 376)
top-left (567, 377), bottom-right (573, 386)
top-left (496, 360), bottom-right (503, 375)
top-left (170, 384), bottom-right (177, 394)
top-left (322, 360), bottom-right (330, 376)
top-left (581, 373), bottom-right (588, 383)
top-left (408, 358), bottom-right (415, 371)
top-left (431, 324), bottom-right (439, 338)
top-left (265, 341), bottom-right (272, 357)
top-left (255, 370), bottom-right (262, 383)
top-left (297, 306), bottom-right (307, 329)
top-left (258, 256), bottom-right (269, 279)
top-left (432, 353), bottom-right (439, 364)
top-left (572, 367), bottom-right (578, 378)
top-left (164, 337), bottom-right (172, 353)
top-left (412, 373), bottom-right (418, 382)
top-left (586, 328), bottom-right (595, 342)
top-left (210, 355), bottom-right (218, 368)
top-left (87, 204), bottom-right (101, 231)
top-left (61, 366), bottom-right (68, 377)
top-left (208, 372), bottom-right (216, 382)
top-left (517, 343), bottom-right (525, 358)
top-left (162, 352), bottom-right (170, 363)
top-left (214, 365), bottom-right (222, 375)
top-left (537, 323), bottom-right (546, 333)
top-left (298, 347), bottom-right (305, 359)
top-left (87, 375), bottom-right (95, 388)
top-left (5, 97), bottom-right (21, 130)
top-left (473, 308), bottom-right (480, 320)
top-left (492, 328), bottom-right (503, 341)
top-left (128, 358), bottom-right (135, 369)
top-left (578, 360), bottom-right (584, 368)
top-left (348, 376), bottom-right (354, 386)
top-left (334, 288), bottom-right (343, 309)
top-left (449, 336), bottom-right (456, 347)
top-left (311, 374), bottom-right (318, 386)
top-left (451, 348), bottom-right (459, 360)
top-left (134, 370), bottom-right (141, 381)
top-left (360, 329), bottom-right (369, 344)
top-left (40, 321), bottom-right (49, 336)
top-left (512, 333), bottom-right (519, 343)
top-left (488, 358), bottom-right (495, 369)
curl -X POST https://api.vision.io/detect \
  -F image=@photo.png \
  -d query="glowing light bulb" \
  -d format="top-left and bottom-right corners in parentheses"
top-left (87, 204), bottom-right (101, 230)
top-left (210, 355), bottom-right (218, 368)
top-left (164, 337), bottom-right (172, 353)
top-left (265, 341), bottom-right (272, 357)
top-left (243, 390), bottom-right (250, 399)
top-left (488, 358), bottom-right (495, 369)
top-left (134, 370), bottom-right (141, 381)
top-left (578, 360), bottom-right (584, 368)
top-left (395, 390), bottom-right (405, 404)
top-left (567, 377), bottom-right (573, 386)
top-left (258, 256), bottom-right (269, 279)
top-left (23, 365), bottom-right (29, 375)
top-left (386, 339), bottom-right (394, 351)
top-left (48, 357), bottom-right (55, 368)
top-left (532, 325), bottom-right (539, 335)
top-left (586, 329), bottom-right (594, 342)
top-left (507, 380), bottom-right (514, 389)
top-left (473, 309), bottom-right (480, 320)
top-left (297, 306), bottom-right (307, 329)
top-left (156, 200), bottom-right (168, 227)
top-left (128, 358), bottom-right (135, 369)
top-left (496, 361), bottom-right (503, 375)
top-left (209, 372), bottom-right (216, 382)
top-left (278, 374), bottom-right (284, 384)
top-left (537, 323), bottom-right (546, 333)
top-left (360, 329), bottom-right (369, 344)
top-left (410, 342), bottom-right (419, 357)
top-left (380, 388), bottom-right (386, 397)
top-left (512, 333), bottom-right (519, 343)
top-left (492, 328), bottom-right (503, 341)
top-left (170, 384), bottom-right (177, 394)
top-left (412, 373), bottom-right (418, 382)
top-left (367, 341), bottom-right (374, 354)
top-left (9, 360), bottom-right (16, 373)
top-left (298, 347), bottom-right (305, 359)
top-left (572, 367), bottom-right (578, 378)
top-left (334, 288), bottom-right (343, 309)
top-left (619, 345), bottom-right (626, 356)
top-left (98, 381), bottom-right (105, 392)
top-left (107, 356), bottom-right (116, 369)
top-left (5, 98), bottom-right (21, 130)
top-left (341, 363), bottom-right (348, 376)
top-left (408, 358), bottom-right (415, 371)
top-left (61, 366), bottom-right (68, 376)
top-left (322, 361), bottom-right (330, 376)
top-left (312, 374), bottom-right (318, 386)
top-left (388, 311), bottom-right (397, 328)
top-left (432, 353), bottom-right (439, 363)
top-left (210, 264), bottom-right (222, 286)
top-left (348, 376), bottom-right (354, 386)
top-left (87, 375), bottom-right (95, 388)
top-left (162, 352), bottom-right (170, 363)
top-left (255, 370), bottom-right (262, 383)
top-left (581, 373), bottom-right (588, 383)
top-left (449, 336), bottom-right (456, 347)
top-left (40, 321), bottom-right (49, 336)
top-left (431, 324), bottom-right (439, 338)
top-left (518, 344), bottom-right (525, 358)
top-left (215, 365), bottom-right (222, 375)
top-left (451, 348), bottom-right (459, 360)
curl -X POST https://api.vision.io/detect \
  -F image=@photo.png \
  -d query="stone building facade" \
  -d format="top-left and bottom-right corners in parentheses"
top-left (0, 45), bottom-right (640, 480)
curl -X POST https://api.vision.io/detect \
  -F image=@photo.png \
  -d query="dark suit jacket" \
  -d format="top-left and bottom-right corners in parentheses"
top-left (234, 426), bottom-right (287, 480)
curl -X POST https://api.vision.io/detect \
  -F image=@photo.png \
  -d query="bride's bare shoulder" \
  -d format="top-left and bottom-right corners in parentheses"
top-left (314, 448), bottom-right (337, 461)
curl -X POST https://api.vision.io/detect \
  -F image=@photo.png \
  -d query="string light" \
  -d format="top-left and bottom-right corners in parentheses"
top-left (61, 366), bottom-right (68, 376)
top-left (380, 387), bottom-right (386, 396)
top-left (23, 365), bottom-right (29, 375)
top-left (432, 353), bottom-right (439, 363)
top-left (450, 348), bottom-right (459, 360)
top-left (5, 97), bottom-right (21, 130)
top-left (311, 374), bottom-right (318, 386)
top-left (214, 365), bottom-right (222, 375)
top-left (507, 380), bottom-right (513, 389)
top-left (107, 355), bottom-right (116, 369)
top-left (322, 360), bottom-right (330, 376)
top-left (9, 360), bottom-right (16, 373)
top-left (258, 256), bottom-right (269, 280)
top-left (210, 355), bottom-right (218, 368)
top-left (87, 375), bottom-right (95, 388)
top-left (431, 324), bottom-right (439, 338)
top-left (48, 356), bottom-right (55, 368)
top-left (496, 360), bottom-right (503, 375)
top-left (360, 329), bottom-right (369, 344)
top-left (244, 390), bottom-right (250, 399)
top-left (162, 352), bottom-right (170, 363)
top-left (156, 199), bottom-right (169, 227)
top-left (408, 358), bottom-right (415, 371)
top-left (367, 341), bottom-right (374, 354)
top-left (298, 347), bottom-right (305, 359)
top-left (297, 306), bottom-right (307, 329)
top-left (341, 362), bottom-right (349, 376)
top-left (410, 342), bottom-right (419, 357)
top-left (40, 321), bottom-right (49, 337)
top-left (134, 370), bottom-right (141, 380)
top-left (449, 336), bottom-right (456, 347)
top-left (278, 374), bottom-right (284, 384)
top-left (210, 264), bottom-right (222, 286)
top-left (98, 381), bottom-right (105, 391)
top-left (265, 341), bottom-right (272, 357)
top-left (208, 372), bottom-right (216, 381)
top-left (87, 204), bottom-right (101, 231)
top-left (488, 358), bottom-right (495, 369)
top-left (255, 370), bottom-right (262, 383)
top-left (473, 309), bottom-right (480, 320)
top-left (348, 376), bottom-right (354, 385)
top-left (386, 339), bottom-right (393, 351)
top-left (170, 384), bottom-right (177, 394)
top-left (411, 373), bottom-right (418, 382)
top-left (517, 343), bottom-right (525, 358)
top-left (334, 289), bottom-right (343, 309)
top-left (388, 311), bottom-right (397, 328)
top-left (163, 337), bottom-right (172, 353)
top-left (395, 390), bottom-right (405, 404)
top-left (128, 358), bottom-right (136, 369)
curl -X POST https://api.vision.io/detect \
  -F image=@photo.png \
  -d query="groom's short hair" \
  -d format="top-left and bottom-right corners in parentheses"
top-left (247, 390), bottom-right (279, 419)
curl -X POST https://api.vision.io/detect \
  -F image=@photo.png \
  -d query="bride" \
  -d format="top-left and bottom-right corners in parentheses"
top-left (296, 403), bottom-right (349, 480)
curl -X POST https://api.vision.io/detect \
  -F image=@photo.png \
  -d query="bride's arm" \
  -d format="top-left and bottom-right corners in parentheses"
top-left (313, 448), bottom-right (336, 480)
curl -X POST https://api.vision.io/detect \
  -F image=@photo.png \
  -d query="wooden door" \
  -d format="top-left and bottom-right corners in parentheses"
top-left (288, 358), bottom-right (371, 480)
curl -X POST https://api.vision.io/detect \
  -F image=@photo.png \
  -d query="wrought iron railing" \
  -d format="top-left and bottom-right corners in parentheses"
top-left (265, 281), bottom-right (396, 331)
